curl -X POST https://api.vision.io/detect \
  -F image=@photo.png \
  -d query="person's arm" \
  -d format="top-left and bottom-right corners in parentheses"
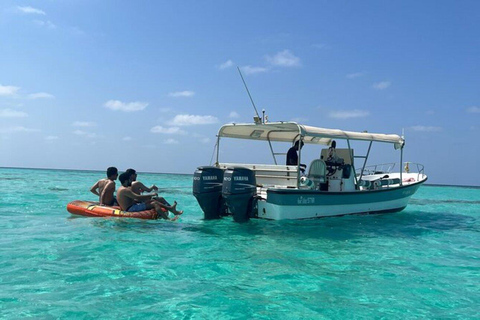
top-left (135, 181), bottom-right (158, 193)
top-left (90, 181), bottom-right (100, 196)
top-left (124, 188), bottom-right (156, 201)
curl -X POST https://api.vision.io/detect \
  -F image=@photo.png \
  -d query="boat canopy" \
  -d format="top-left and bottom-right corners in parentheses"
top-left (218, 122), bottom-right (405, 149)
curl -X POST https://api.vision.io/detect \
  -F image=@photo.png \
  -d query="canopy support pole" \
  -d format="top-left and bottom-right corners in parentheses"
top-left (215, 136), bottom-right (220, 166)
top-left (358, 141), bottom-right (373, 184)
top-left (347, 139), bottom-right (359, 187)
top-left (400, 147), bottom-right (403, 186)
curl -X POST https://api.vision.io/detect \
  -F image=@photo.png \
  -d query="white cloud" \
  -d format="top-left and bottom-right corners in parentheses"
top-left (373, 81), bottom-right (391, 90)
top-left (218, 60), bottom-right (234, 70)
top-left (164, 138), bottom-right (179, 144)
top-left (170, 114), bottom-right (219, 126)
top-left (104, 100), bottom-right (148, 112)
top-left (17, 6), bottom-right (45, 15)
top-left (346, 72), bottom-right (365, 79)
top-left (241, 65), bottom-right (269, 75)
top-left (229, 111), bottom-right (240, 118)
top-left (150, 126), bottom-right (187, 135)
top-left (409, 126), bottom-right (442, 132)
top-left (27, 92), bottom-right (55, 99)
top-left (168, 91), bottom-right (195, 97)
top-left (33, 20), bottom-right (56, 29)
top-left (0, 84), bottom-right (20, 96)
top-left (45, 135), bottom-right (59, 140)
top-left (73, 130), bottom-right (96, 138)
top-left (72, 121), bottom-right (96, 127)
top-left (466, 106), bottom-right (480, 114)
top-left (0, 108), bottom-right (28, 118)
top-left (329, 109), bottom-right (369, 119)
top-left (0, 126), bottom-right (39, 133)
top-left (266, 50), bottom-right (301, 67)
top-left (122, 136), bottom-right (132, 141)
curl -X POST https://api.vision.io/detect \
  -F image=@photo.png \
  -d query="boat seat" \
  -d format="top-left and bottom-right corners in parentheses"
top-left (308, 159), bottom-right (326, 188)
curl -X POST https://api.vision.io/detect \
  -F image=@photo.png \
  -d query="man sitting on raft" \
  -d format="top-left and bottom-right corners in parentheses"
top-left (116, 171), bottom-right (183, 221)
top-left (126, 168), bottom-right (172, 207)
top-left (90, 167), bottom-right (118, 206)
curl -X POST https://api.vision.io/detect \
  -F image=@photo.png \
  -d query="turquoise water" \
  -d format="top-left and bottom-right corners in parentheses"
top-left (0, 167), bottom-right (479, 319)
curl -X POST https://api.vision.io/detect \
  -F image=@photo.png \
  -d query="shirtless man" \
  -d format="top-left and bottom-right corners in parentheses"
top-left (116, 171), bottom-right (183, 220)
top-left (126, 168), bottom-right (173, 207)
top-left (90, 167), bottom-right (118, 206)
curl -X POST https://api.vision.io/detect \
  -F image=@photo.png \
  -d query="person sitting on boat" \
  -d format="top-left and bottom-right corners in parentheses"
top-left (286, 140), bottom-right (307, 172)
top-left (90, 167), bottom-right (118, 206)
top-left (126, 168), bottom-right (173, 207)
top-left (116, 171), bottom-right (183, 220)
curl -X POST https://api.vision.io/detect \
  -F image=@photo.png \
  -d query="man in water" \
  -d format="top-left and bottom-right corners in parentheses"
top-left (286, 140), bottom-right (306, 172)
top-left (126, 168), bottom-right (172, 207)
top-left (90, 167), bottom-right (118, 206)
top-left (116, 171), bottom-right (183, 220)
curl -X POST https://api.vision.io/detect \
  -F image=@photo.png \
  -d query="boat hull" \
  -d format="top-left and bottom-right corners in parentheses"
top-left (257, 181), bottom-right (424, 220)
top-left (67, 200), bottom-right (159, 220)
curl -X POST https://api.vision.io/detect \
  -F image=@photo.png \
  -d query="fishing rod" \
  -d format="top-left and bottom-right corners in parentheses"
top-left (237, 66), bottom-right (262, 123)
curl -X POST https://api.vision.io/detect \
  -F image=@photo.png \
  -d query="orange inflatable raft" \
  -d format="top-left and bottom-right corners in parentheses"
top-left (67, 200), bottom-right (163, 220)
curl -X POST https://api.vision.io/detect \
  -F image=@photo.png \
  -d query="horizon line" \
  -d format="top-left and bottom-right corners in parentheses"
top-left (1, 166), bottom-right (479, 188)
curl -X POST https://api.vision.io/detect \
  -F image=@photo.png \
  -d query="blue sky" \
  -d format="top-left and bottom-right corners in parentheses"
top-left (0, 1), bottom-right (479, 186)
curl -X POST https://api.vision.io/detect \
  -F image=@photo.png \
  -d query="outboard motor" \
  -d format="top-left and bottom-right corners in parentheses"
top-left (222, 167), bottom-right (257, 223)
top-left (193, 166), bottom-right (225, 220)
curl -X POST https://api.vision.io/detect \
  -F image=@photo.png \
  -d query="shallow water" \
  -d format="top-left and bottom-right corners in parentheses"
top-left (0, 168), bottom-right (479, 319)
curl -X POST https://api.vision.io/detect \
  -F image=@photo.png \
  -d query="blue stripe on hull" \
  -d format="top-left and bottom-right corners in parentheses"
top-left (261, 206), bottom-right (408, 220)
top-left (266, 181), bottom-right (423, 207)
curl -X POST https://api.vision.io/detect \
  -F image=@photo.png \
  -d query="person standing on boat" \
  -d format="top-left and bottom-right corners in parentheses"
top-left (125, 168), bottom-right (172, 207)
top-left (116, 171), bottom-right (183, 220)
top-left (286, 140), bottom-right (306, 172)
top-left (90, 167), bottom-right (118, 206)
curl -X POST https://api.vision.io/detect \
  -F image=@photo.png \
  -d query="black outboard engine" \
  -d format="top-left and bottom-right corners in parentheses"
top-left (222, 167), bottom-right (257, 223)
top-left (193, 166), bottom-right (225, 220)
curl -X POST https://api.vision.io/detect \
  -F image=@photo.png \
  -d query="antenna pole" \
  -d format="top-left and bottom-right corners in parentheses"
top-left (237, 66), bottom-right (261, 120)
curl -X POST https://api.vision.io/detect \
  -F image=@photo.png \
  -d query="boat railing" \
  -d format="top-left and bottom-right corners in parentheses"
top-left (217, 163), bottom-right (299, 187)
top-left (403, 162), bottom-right (426, 181)
top-left (357, 162), bottom-right (426, 181)
top-left (357, 163), bottom-right (396, 175)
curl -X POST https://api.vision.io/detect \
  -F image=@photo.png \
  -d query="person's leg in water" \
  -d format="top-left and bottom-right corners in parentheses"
top-left (153, 196), bottom-right (170, 206)
top-left (152, 202), bottom-right (171, 220)
top-left (151, 197), bottom-right (183, 215)
top-left (153, 196), bottom-right (183, 216)
top-left (145, 200), bottom-right (178, 221)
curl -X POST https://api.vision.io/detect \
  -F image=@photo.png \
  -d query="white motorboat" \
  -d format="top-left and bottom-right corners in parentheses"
top-left (193, 121), bottom-right (427, 222)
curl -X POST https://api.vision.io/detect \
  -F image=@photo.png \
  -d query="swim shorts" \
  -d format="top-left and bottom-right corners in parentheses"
top-left (127, 202), bottom-right (147, 212)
